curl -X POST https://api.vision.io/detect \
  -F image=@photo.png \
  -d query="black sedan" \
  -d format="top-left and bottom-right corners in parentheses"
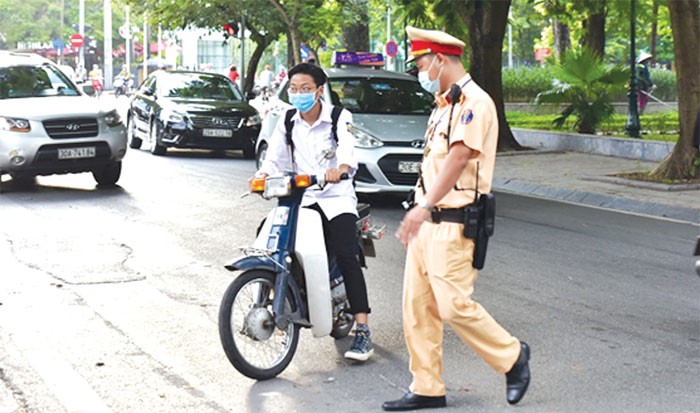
top-left (127, 70), bottom-right (261, 157)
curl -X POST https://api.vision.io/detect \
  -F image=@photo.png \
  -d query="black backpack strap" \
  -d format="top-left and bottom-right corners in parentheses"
top-left (284, 108), bottom-right (297, 168)
top-left (284, 108), bottom-right (297, 147)
top-left (330, 106), bottom-right (343, 143)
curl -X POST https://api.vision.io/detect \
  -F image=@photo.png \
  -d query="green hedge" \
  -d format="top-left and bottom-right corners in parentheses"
top-left (502, 67), bottom-right (677, 103)
top-left (506, 111), bottom-right (679, 142)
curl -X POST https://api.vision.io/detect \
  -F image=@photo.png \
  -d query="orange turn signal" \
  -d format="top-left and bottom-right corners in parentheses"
top-left (294, 175), bottom-right (312, 188)
top-left (250, 178), bottom-right (266, 192)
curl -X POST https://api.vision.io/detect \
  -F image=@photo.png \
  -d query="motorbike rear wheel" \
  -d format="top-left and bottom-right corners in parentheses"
top-left (218, 270), bottom-right (300, 380)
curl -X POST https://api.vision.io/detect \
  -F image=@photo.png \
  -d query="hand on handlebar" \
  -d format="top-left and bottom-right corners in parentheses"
top-left (325, 168), bottom-right (349, 184)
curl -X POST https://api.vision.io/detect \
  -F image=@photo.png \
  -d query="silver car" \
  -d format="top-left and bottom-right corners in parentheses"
top-left (0, 51), bottom-right (127, 187)
top-left (255, 66), bottom-right (432, 193)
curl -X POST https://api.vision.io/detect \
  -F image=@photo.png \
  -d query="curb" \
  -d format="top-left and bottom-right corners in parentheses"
top-left (512, 128), bottom-right (674, 161)
top-left (492, 177), bottom-right (699, 223)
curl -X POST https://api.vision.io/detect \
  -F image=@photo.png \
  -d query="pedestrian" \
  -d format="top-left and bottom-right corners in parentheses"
top-left (258, 64), bottom-right (274, 98)
top-left (637, 51), bottom-right (655, 114)
top-left (228, 65), bottom-right (239, 84)
top-left (253, 62), bottom-right (374, 362)
top-left (75, 63), bottom-right (87, 83)
top-left (383, 26), bottom-right (531, 411)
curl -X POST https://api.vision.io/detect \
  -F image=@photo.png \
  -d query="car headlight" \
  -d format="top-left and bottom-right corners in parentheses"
top-left (161, 108), bottom-right (186, 123)
top-left (0, 116), bottom-right (31, 133)
top-left (352, 129), bottom-right (383, 149)
top-left (103, 110), bottom-right (122, 127)
top-left (246, 114), bottom-right (261, 127)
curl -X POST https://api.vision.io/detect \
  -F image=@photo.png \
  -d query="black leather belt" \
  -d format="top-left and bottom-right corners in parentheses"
top-left (429, 207), bottom-right (465, 224)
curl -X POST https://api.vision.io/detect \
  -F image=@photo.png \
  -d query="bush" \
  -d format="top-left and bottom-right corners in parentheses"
top-left (503, 66), bottom-right (677, 102)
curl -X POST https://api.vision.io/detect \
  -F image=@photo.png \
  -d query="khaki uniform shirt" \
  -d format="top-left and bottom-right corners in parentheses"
top-left (416, 74), bottom-right (499, 208)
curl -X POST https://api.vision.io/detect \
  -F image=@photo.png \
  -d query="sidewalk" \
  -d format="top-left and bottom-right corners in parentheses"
top-left (493, 150), bottom-right (699, 223)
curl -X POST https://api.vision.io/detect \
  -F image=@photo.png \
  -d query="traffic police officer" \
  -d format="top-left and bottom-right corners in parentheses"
top-left (383, 26), bottom-right (531, 411)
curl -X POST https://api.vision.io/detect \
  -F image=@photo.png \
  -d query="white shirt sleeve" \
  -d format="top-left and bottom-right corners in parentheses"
top-left (257, 115), bottom-right (292, 176)
top-left (334, 109), bottom-right (358, 174)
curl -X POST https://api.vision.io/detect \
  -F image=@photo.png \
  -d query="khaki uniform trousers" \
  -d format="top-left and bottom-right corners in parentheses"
top-left (403, 221), bottom-right (520, 396)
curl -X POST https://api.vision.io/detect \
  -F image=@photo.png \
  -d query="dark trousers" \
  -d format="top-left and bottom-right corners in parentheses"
top-left (305, 203), bottom-right (371, 315)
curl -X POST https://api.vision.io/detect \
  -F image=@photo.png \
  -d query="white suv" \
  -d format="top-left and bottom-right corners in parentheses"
top-left (0, 51), bottom-right (127, 188)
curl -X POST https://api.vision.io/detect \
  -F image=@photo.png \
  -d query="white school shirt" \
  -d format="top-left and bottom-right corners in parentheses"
top-left (257, 101), bottom-right (358, 219)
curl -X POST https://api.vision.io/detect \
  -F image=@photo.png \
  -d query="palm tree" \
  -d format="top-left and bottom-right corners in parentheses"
top-left (535, 47), bottom-right (628, 134)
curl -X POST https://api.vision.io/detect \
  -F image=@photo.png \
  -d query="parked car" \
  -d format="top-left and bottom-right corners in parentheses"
top-left (255, 53), bottom-right (433, 194)
top-left (0, 51), bottom-right (127, 187)
top-left (127, 70), bottom-right (261, 157)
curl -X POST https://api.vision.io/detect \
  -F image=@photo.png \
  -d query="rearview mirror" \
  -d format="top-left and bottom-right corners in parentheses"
top-left (246, 91), bottom-right (257, 101)
top-left (82, 84), bottom-right (96, 96)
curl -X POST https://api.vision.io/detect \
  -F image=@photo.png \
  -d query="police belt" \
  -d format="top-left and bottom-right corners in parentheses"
top-left (427, 207), bottom-right (466, 224)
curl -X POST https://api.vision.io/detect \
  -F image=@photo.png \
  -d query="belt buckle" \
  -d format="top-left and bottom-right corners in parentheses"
top-left (430, 208), bottom-right (441, 224)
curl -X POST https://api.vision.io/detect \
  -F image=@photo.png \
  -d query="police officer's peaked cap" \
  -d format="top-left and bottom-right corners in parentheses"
top-left (406, 25), bottom-right (465, 63)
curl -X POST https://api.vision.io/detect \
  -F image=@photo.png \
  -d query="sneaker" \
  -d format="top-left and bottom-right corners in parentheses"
top-left (344, 326), bottom-right (374, 361)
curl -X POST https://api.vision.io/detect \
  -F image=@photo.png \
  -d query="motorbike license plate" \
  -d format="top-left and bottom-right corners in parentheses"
top-left (57, 147), bottom-right (96, 159)
top-left (398, 161), bottom-right (421, 174)
top-left (202, 128), bottom-right (232, 138)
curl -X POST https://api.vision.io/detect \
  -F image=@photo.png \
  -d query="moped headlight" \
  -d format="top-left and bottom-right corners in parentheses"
top-left (263, 176), bottom-right (292, 199)
top-left (353, 129), bottom-right (383, 148)
top-left (103, 110), bottom-right (122, 127)
top-left (0, 116), bottom-right (31, 132)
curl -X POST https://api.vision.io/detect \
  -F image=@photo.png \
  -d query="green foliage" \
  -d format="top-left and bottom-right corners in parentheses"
top-left (534, 47), bottom-right (629, 134)
top-left (502, 66), bottom-right (557, 102)
top-left (507, 111), bottom-right (680, 142)
top-left (503, 66), bottom-right (677, 102)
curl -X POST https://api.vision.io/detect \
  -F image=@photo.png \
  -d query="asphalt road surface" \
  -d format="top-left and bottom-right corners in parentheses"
top-left (1, 147), bottom-right (698, 413)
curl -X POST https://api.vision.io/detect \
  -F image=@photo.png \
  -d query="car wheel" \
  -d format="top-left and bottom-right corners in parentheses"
top-left (149, 119), bottom-right (167, 156)
top-left (255, 141), bottom-right (268, 169)
top-left (128, 115), bottom-right (142, 149)
top-left (93, 161), bottom-right (122, 186)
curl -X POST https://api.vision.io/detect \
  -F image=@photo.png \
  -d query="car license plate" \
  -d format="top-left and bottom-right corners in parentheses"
top-left (203, 128), bottom-right (232, 138)
top-left (398, 161), bottom-right (421, 174)
top-left (57, 147), bottom-right (96, 159)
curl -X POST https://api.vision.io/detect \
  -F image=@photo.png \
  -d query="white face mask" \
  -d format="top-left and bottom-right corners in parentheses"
top-left (418, 57), bottom-right (443, 94)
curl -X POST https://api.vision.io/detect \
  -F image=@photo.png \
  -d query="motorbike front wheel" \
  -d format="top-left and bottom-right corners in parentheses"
top-left (218, 270), bottom-right (300, 380)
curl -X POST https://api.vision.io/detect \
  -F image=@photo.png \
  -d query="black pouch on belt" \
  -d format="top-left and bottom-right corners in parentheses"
top-left (472, 193), bottom-right (496, 270)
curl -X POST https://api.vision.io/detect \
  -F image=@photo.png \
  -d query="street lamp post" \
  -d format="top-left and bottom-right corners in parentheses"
top-left (625, 0), bottom-right (641, 138)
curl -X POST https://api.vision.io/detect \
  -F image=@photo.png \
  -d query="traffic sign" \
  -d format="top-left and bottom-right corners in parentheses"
top-left (69, 33), bottom-right (85, 48)
top-left (385, 41), bottom-right (398, 58)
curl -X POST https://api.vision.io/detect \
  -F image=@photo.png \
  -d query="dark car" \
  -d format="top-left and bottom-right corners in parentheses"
top-left (127, 70), bottom-right (261, 157)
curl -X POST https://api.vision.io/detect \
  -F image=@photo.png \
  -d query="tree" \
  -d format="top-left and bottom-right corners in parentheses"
top-left (269, 0), bottom-right (305, 64)
top-left (131, 0), bottom-right (285, 93)
top-left (458, 0), bottom-right (523, 151)
top-left (535, 47), bottom-right (628, 134)
top-left (341, 0), bottom-right (370, 52)
top-left (650, 0), bottom-right (700, 180)
top-left (580, 0), bottom-right (606, 57)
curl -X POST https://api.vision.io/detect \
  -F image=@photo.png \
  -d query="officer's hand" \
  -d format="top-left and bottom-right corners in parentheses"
top-left (325, 168), bottom-right (344, 184)
top-left (396, 206), bottom-right (430, 248)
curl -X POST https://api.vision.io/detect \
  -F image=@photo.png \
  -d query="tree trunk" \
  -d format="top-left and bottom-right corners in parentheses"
top-left (244, 36), bottom-right (272, 94)
top-left (651, 0), bottom-right (700, 180)
top-left (581, 0), bottom-right (606, 57)
top-left (269, 0), bottom-right (302, 65)
top-left (342, 0), bottom-right (370, 51)
top-left (650, 0), bottom-right (659, 65)
top-left (461, 0), bottom-right (522, 152)
top-left (553, 20), bottom-right (570, 62)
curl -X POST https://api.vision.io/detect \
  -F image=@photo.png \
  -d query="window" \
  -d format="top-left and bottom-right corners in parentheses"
top-left (0, 65), bottom-right (80, 99)
top-left (328, 77), bottom-right (434, 115)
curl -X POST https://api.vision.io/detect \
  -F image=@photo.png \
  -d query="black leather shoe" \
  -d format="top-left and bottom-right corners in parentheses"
top-left (506, 341), bottom-right (531, 405)
top-left (382, 392), bottom-right (446, 411)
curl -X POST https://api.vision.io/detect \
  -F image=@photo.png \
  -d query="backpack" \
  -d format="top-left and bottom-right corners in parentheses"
top-left (284, 106), bottom-right (344, 153)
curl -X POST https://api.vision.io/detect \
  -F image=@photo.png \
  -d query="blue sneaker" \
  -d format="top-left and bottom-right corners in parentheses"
top-left (344, 325), bottom-right (374, 361)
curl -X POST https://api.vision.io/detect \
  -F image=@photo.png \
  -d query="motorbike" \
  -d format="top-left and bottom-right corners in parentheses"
top-left (113, 76), bottom-right (133, 97)
top-left (218, 172), bottom-right (384, 380)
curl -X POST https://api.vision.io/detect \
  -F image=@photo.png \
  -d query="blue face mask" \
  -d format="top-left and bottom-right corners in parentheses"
top-left (418, 57), bottom-right (443, 94)
top-left (289, 92), bottom-right (318, 113)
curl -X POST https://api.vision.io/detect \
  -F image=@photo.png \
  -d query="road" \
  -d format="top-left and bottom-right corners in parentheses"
top-left (1, 147), bottom-right (698, 413)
